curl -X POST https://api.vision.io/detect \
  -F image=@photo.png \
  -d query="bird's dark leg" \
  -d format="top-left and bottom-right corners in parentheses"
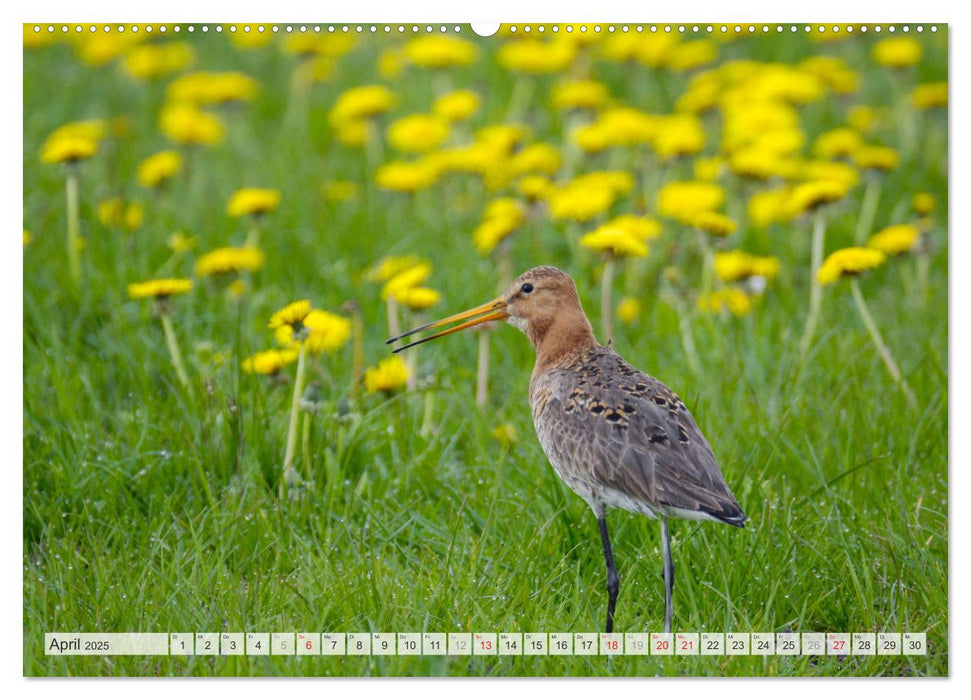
top-left (597, 512), bottom-right (620, 634)
top-left (661, 517), bottom-right (674, 633)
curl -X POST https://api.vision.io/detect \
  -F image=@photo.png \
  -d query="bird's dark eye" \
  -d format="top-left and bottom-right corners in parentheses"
top-left (521, 283), bottom-right (534, 294)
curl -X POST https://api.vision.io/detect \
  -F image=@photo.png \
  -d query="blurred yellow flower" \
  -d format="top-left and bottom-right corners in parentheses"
top-left (799, 55), bottom-right (859, 94)
top-left (23, 230), bottom-right (32, 247)
top-left (167, 231), bottom-right (196, 253)
top-left (868, 224), bottom-right (919, 256)
top-left (798, 160), bottom-right (860, 190)
top-left (159, 103), bottom-right (225, 145)
top-left (713, 250), bottom-right (781, 282)
top-left (689, 211), bottom-right (737, 237)
top-left (492, 422), bottom-right (518, 446)
top-left (652, 114), bottom-right (705, 160)
top-left (910, 81), bottom-right (947, 109)
top-left (573, 107), bottom-right (656, 152)
top-left (48, 119), bottom-right (107, 143)
top-left (334, 119), bottom-right (372, 147)
top-left (497, 37), bottom-right (577, 74)
top-left (98, 198), bottom-right (143, 231)
top-left (40, 133), bottom-right (98, 164)
top-left (195, 246), bottom-right (265, 276)
top-left (365, 356), bottom-right (409, 394)
top-left (813, 127), bottom-right (863, 159)
top-left (393, 287), bottom-right (441, 311)
top-left (127, 277), bottom-right (193, 300)
top-left (323, 180), bottom-right (360, 202)
top-left (516, 174), bottom-right (553, 201)
top-left (242, 347), bottom-right (299, 375)
top-left (617, 296), bottom-right (641, 325)
top-left (698, 288), bottom-right (753, 316)
top-left (817, 247), bottom-right (886, 285)
top-left (872, 37), bottom-right (923, 68)
top-left (167, 71), bottom-right (259, 105)
top-left (848, 105), bottom-right (879, 133)
top-left (786, 179), bottom-right (850, 216)
top-left (580, 226), bottom-right (648, 258)
top-left (387, 113), bottom-right (450, 153)
top-left (268, 299), bottom-right (313, 330)
top-left (853, 145), bottom-right (899, 171)
top-left (365, 255), bottom-right (426, 283)
top-left (432, 90), bottom-right (481, 122)
top-left (748, 188), bottom-right (793, 228)
top-left (375, 159), bottom-right (440, 192)
top-left (509, 143), bottom-right (562, 176)
top-left (474, 197), bottom-right (527, 255)
top-left (75, 32), bottom-right (145, 66)
top-left (728, 148), bottom-right (796, 180)
top-left (229, 27), bottom-right (274, 50)
top-left (404, 35), bottom-right (478, 68)
top-left (665, 40), bottom-right (717, 72)
top-left (601, 32), bottom-right (678, 66)
top-left (551, 79), bottom-right (610, 110)
top-left (138, 150), bottom-right (182, 188)
top-left (227, 188), bottom-right (281, 217)
top-left (694, 156), bottom-right (724, 181)
top-left (275, 309), bottom-right (352, 354)
top-left (602, 214), bottom-right (662, 241)
top-left (913, 192), bottom-right (936, 216)
top-left (657, 181), bottom-right (725, 223)
top-left (382, 262), bottom-right (433, 301)
top-left (329, 85), bottom-right (396, 124)
top-left (123, 42), bottom-right (194, 80)
top-left (547, 176), bottom-right (623, 223)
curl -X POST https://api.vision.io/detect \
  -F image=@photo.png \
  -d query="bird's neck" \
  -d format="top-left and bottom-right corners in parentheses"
top-left (529, 307), bottom-right (599, 377)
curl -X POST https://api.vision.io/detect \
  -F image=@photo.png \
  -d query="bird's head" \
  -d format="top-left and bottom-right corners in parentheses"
top-left (387, 266), bottom-right (595, 353)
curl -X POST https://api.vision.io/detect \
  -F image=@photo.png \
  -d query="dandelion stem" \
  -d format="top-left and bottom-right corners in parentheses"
top-left (245, 216), bottom-right (261, 248)
top-left (302, 411), bottom-right (313, 482)
top-left (386, 298), bottom-right (400, 344)
top-left (160, 312), bottom-right (191, 390)
top-left (281, 341), bottom-right (307, 494)
top-left (349, 308), bottom-right (364, 397)
top-left (850, 278), bottom-right (917, 410)
top-left (65, 165), bottom-right (81, 283)
top-left (420, 389), bottom-right (436, 438)
top-left (854, 177), bottom-right (882, 245)
top-left (476, 329), bottom-right (490, 407)
top-left (678, 304), bottom-right (702, 377)
top-left (600, 256), bottom-right (615, 343)
top-left (798, 212), bottom-right (827, 361)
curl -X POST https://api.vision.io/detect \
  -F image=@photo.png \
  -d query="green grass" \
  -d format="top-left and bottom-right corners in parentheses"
top-left (23, 25), bottom-right (948, 676)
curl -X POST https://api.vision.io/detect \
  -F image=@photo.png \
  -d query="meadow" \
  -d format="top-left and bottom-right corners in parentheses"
top-left (23, 23), bottom-right (948, 676)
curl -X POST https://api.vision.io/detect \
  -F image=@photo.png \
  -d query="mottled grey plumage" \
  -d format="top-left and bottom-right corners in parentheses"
top-left (531, 344), bottom-right (745, 526)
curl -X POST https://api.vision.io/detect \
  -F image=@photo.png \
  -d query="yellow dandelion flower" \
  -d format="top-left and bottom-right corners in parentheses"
top-left (787, 179), bottom-right (851, 216)
top-left (798, 160), bottom-right (860, 190)
top-left (242, 347), bottom-right (299, 375)
top-left (227, 188), bottom-right (281, 217)
top-left (127, 277), bottom-right (193, 300)
top-left (382, 263), bottom-right (433, 301)
top-left (123, 42), bottom-right (194, 80)
top-left (603, 214), bottom-right (662, 241)
top-left (138, 150), bottom-right (182, 188)
top-left (378, 48), bottom-right (406, 79)
top-left (166, 71), bottom-right (259, 105)
top-left (848, 105), bottom-right (879, 134)
top-left (228, 26), bottom-right (274, 50)
top-left (728, 148), bottom-right (797, 181)
top-left (868, 224), bottom-right (919, 256)
top-left (580, 227), bottom-right (649, 258)
top-left (365, 255), bottom-right (426, 283)
top-left (404, 35), bottom-right (478, 68)
top-left (817, 247), bottom-right (886, 285)
top-left (694, 156), bottom-right (724, 182)
top-left (799, 56), bottom-right (860, 94)
top-left (689, 211), bottom-right (737, 237)
top-left (364, 356), bottom-right (409, 394)
top-left (497, 38), bottom-right (577, 74)
top-left (508, 142), bottom-right (562, 176)
top-left (665, 40), bottom-right (717, 72)
top-left (159, 103), bottom-right (225, 146)
top-left (393, 287), bottom-right (441, 311)
top-left (23, 230), bottom-right (32, 247)
top-left (125, 202), bottom-right (144, 231)
top-left (911, 81), bottom-right (948, 109)
top-left (698, 288), bottom-right (754, 316)
top-left (652, 114), bottom-right (705, 160)
top-left (656, 181), bottom-right (725, 223)
top-left (334, 119), bottom-right (372, 147)
top-left (517, 174), bottom-right (553, 201)
top-left (617, 297), bottom-right (641, 325)
top-left (853, 145), bottom-right (899, 172)
top-left (323, 180), bottom-right (360, 202)
top-left (75, 31), bottom-right (146, 66)
top-left (813, 127), bottom-right (864, 159)
top-left (547, 183), bottom-right (615, 223)
top-left (713, 250), bottom-right (781, 282)
top-left (40, 133), bottom-right (98, 164)
top-left (268, 299), bottom-right (313, 330)
top-left (226, 279), bottom-right (248, 300)
top-left (476, 124), bottom-right (531, 151)
top-left (167, 231), bottom-right (195, 253)
top-left (872, 37), bottom-right (923, 69)
top-left (473, 217), bottom-right (519, 256)
top-left (492, 422), bottom-right (518, 446)
top-left (387, 113), bottom-right (450, 153)
top-left (195, 246), bottom-right (265, 276)
top-left (329, 85), bottom-right (396, 124)
top-left (748, 187), bottom-right (793, 228)
top-left (432, 90), bottom-right (481, 122)
top-left (375, 159), bottom-right (440, 192)
top-left (303, 311), bottom-right (352, 354)
top-left (551, 79), bottom-right (610, 111)
top-left (912, 192), bottom-right (936, 216)
top-left (48, 119), bottom-right (108, 144)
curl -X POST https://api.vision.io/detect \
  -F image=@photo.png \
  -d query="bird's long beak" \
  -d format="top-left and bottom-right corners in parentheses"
top-left (386, 297), bottom-right (508, 353)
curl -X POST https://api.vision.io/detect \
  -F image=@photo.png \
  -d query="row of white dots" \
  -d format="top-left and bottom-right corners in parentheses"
top-left (30, 24), bottom-right (940, 35)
